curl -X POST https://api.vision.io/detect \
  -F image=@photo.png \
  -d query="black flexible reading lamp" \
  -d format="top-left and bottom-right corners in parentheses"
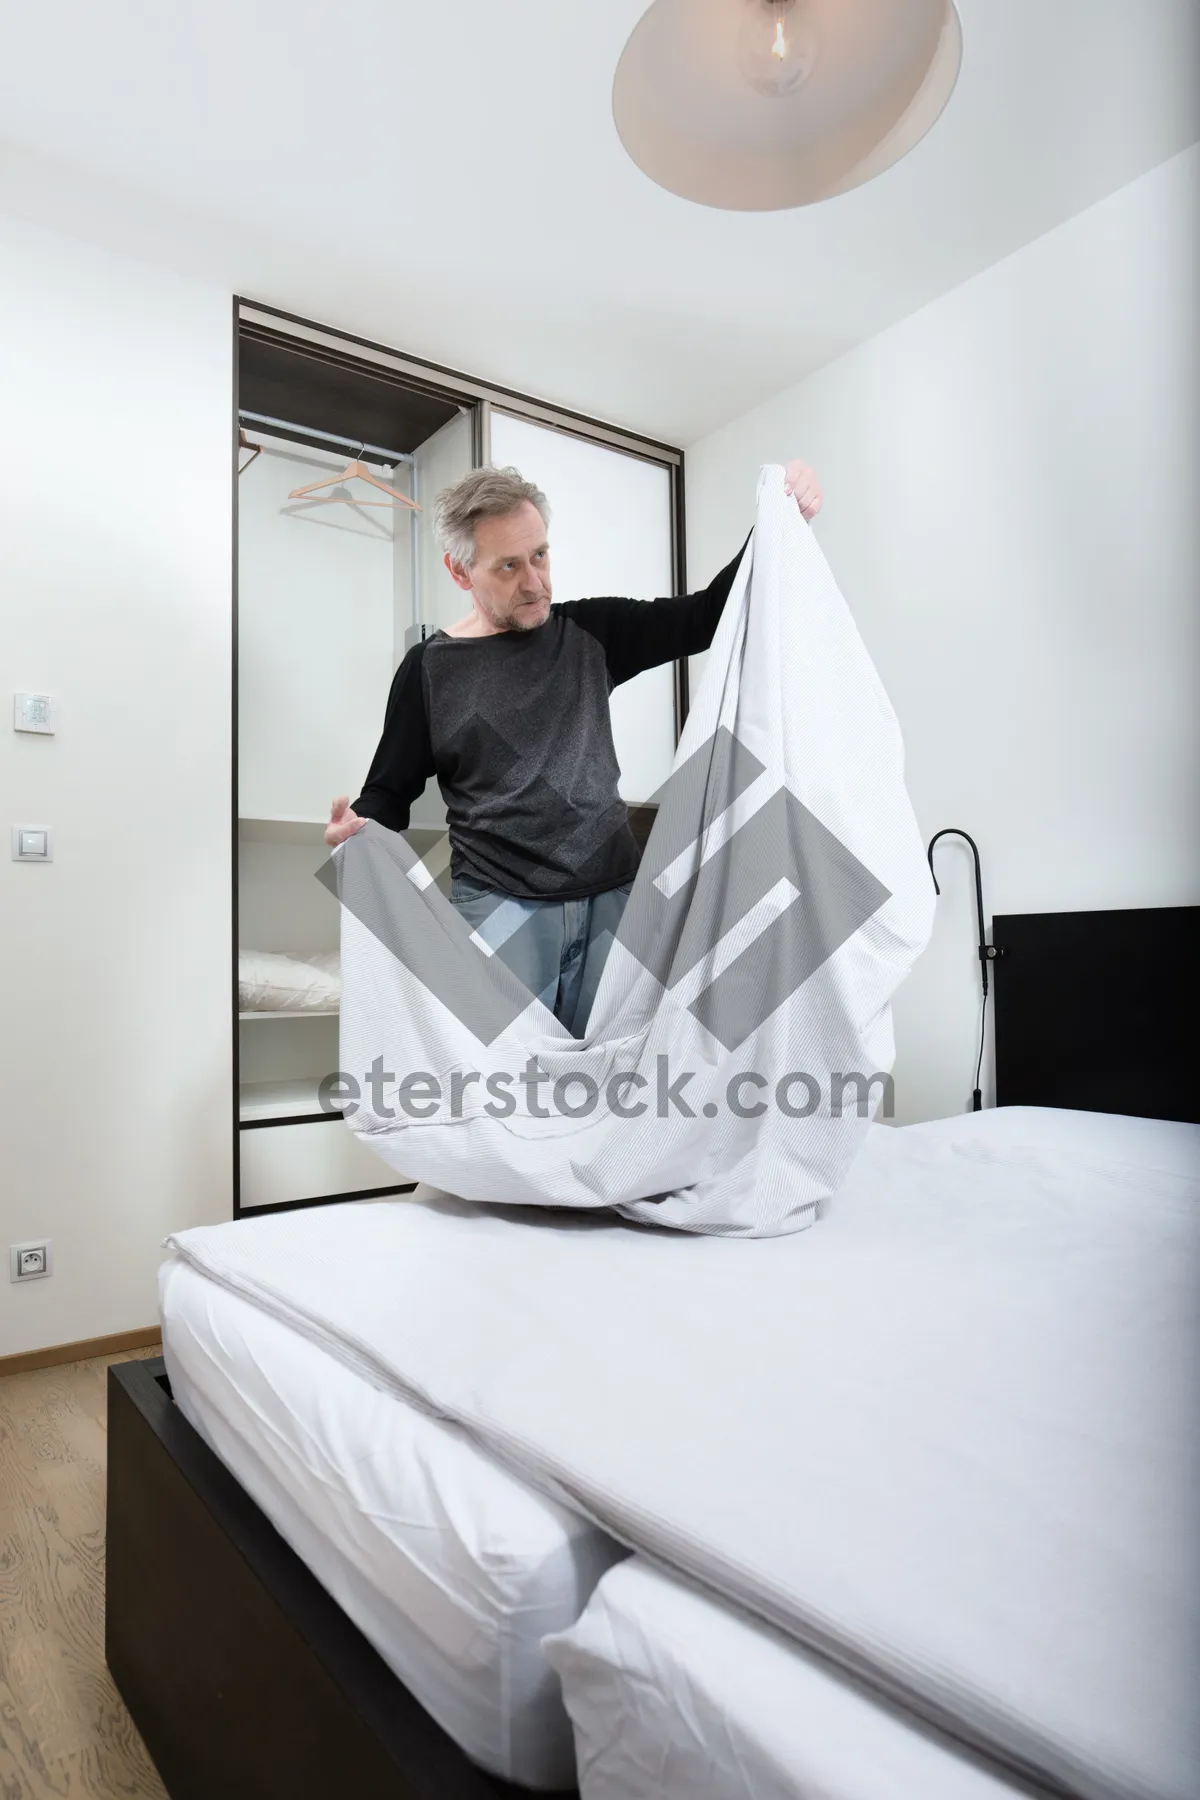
top-left (926, 829), bottom-right (1000, 1112)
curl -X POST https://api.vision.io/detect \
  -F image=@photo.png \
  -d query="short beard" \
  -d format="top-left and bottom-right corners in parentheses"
top-left (480, 594), bottom-right (549, 633)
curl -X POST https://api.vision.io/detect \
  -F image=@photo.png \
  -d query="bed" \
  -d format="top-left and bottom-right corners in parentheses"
top-left (542, 1102), bottom-right (1200, 1800)
top-left (107, 903), bottom-right (1199, 1800)
top-left (545, 1557), bottom-right (1029, 1800)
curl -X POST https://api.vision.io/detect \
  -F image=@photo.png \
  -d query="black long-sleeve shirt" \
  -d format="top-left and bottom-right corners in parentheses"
top-left (351, 537), bottom-right (750, 900)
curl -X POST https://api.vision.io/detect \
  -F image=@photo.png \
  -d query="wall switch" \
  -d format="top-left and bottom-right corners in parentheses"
top-left (13, 693), bottom-right (57, 734)
top-left (10, 1241), bottom-right (53, 1281)
top-left (12, 825), bottom-right (53, 862)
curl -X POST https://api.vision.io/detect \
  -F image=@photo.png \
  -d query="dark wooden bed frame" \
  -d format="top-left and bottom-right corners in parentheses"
top-left (106, 901), bottom-right (1197, 1795)
top-left (107, 814), bottom-right (665, 1794)
top-left (106, 1357), bottom-right (577, 1800)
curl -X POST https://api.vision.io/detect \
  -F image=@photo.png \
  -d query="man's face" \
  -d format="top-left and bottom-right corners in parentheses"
top-left (448, 501), bottom-right (553, 632)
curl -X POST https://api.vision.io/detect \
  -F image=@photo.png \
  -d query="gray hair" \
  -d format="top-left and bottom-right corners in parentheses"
top-left (432, 465), bottom-right (550, 569)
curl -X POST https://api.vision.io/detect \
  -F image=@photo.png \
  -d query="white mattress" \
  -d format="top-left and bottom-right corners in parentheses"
top-left (158, 1258), bottom-right (625, 1790)
top-left (546, 1557), bottom-right (1028, 1800)
top-left (544, 1111), bottom-right (1198, 1800)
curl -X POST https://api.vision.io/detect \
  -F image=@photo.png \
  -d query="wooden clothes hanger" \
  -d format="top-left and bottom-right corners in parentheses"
top-left (237, 429), bottom-right (262, 476)
top-left (288, 445), bottom-right (421, 511)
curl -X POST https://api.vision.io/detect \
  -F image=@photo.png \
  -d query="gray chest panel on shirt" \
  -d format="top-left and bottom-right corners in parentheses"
top-left (423, 612), bottom-right (640, 900)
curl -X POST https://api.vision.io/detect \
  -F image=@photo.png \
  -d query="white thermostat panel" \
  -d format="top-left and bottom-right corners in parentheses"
top-left (14, 692), bottom-right (57, 734)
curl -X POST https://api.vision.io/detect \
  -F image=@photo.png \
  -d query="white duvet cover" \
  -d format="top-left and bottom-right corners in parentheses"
top-left (165, 1114), bottom-right (1200, 1800)
top-left (323, 466), bottom-right (935, 1235)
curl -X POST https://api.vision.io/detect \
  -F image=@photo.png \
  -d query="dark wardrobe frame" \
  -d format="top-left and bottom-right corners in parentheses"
top-left (230, 298), bottom-right (687, 1219)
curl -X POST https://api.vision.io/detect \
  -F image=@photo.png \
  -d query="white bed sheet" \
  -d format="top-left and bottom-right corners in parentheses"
top-left (546, 1557), bottom-right (1031, 1800)
top-left (159, 1257), bottom-right (625, 1791)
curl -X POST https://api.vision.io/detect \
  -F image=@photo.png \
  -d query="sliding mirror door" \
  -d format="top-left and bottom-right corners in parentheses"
top-left (488, 412), bottom-right (679, 804)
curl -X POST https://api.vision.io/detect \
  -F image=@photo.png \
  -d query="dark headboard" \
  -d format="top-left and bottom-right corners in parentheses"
top-left (992, 905), bottom-right (1199, 1123)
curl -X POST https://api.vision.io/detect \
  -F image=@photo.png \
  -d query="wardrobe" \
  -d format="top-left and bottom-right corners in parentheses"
top-left (233, 304), bottom-right (685, 1216)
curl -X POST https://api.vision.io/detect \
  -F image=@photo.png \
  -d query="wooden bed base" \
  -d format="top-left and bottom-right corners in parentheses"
top-left (105, 1357), bottom-right (579, 1800)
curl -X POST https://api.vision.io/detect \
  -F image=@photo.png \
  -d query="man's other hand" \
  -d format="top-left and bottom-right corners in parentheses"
top-left (783, 460), bottom-right (823, 521)
top-left (326, 796), bottom-right (367, 847)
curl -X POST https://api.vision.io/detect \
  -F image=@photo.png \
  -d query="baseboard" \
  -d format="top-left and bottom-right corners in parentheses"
top-left (0, 1326), bottom-right (162, 1379)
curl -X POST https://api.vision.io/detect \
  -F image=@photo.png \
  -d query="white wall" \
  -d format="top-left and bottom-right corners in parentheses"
top-left (0, 216), bottom-right (233, 1356)
top-left (685, 147), bottom-right (1200, 1124)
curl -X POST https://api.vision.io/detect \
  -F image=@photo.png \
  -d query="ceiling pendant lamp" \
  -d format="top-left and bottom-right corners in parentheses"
top-left (612, 0), bottom-right (963, 211)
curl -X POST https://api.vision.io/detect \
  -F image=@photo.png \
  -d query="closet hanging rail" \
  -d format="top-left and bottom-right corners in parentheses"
top-left (237, 410), bottom-right (414, 467)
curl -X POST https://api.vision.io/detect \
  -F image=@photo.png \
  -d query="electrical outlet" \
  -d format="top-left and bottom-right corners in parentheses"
top-left (10, 1241), bottom-right (53, 1282)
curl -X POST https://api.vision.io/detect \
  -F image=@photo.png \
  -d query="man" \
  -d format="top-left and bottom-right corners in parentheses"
top-left (326, 458), bottom-right (822, 1034)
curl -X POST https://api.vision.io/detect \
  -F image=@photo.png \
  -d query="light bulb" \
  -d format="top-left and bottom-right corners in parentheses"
top-left (737, 0), bottom-right (818, 99)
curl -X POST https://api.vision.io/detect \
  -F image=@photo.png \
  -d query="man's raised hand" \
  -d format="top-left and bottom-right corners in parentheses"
top-left (782, 460), bottom-right (823, 521)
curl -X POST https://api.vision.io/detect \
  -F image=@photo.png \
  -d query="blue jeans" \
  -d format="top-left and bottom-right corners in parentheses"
top-left (449, 875), bottom-right (633, 1037)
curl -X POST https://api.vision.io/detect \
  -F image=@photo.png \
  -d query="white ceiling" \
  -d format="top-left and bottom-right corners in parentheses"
top-left (0, 1), bottom-right (1196, 445)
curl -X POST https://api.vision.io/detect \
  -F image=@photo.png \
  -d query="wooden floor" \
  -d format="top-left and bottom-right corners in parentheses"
top-left (0, 1347), bottom-right (169, 1799)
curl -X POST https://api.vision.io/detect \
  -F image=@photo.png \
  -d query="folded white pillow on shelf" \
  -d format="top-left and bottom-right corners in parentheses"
top-left (238, 949), bottom-right (341, 1013)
